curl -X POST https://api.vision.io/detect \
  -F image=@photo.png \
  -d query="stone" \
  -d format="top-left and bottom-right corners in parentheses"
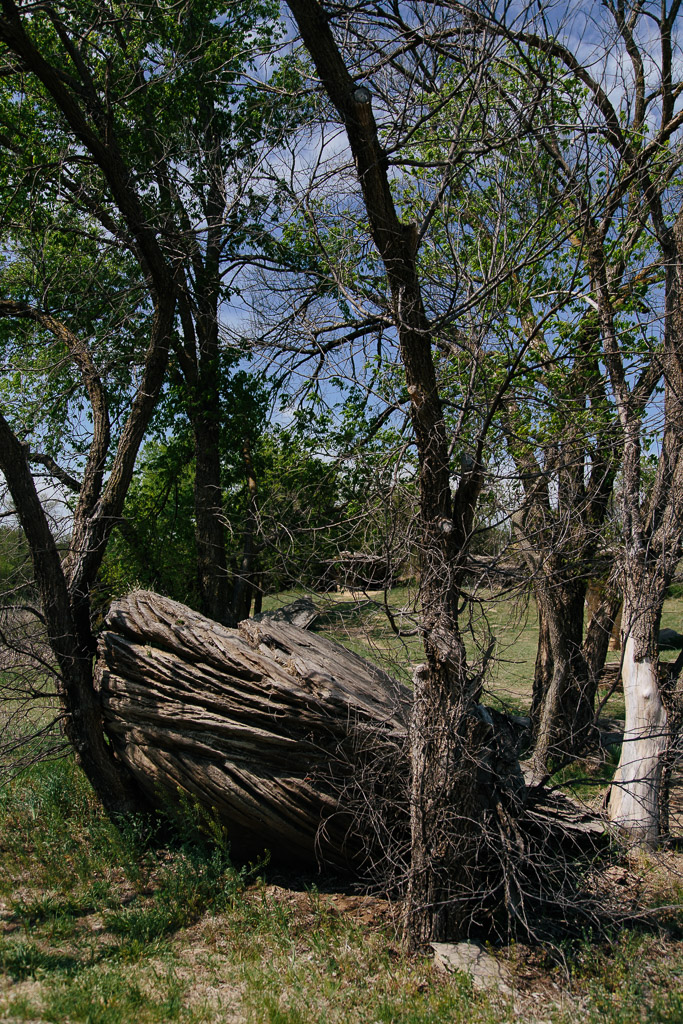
top-left (658, 627), bottom-right (683, 651)
top-left (252, 596), bottom-right (318, 630)
top-left (431, 941), bottom-right (513, 995)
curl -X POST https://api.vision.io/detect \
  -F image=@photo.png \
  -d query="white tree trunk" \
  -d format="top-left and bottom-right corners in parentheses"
top-left (608, 635), bottom-right (667, 844)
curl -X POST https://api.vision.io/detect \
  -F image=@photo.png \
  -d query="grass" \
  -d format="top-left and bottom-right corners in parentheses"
top-left (266, 584), bottom-right (539, 704)
top-left (1, 592), bottom-right (683, 1021)
top-left (265, 586), bottom-right (683, 715)
top-left (0, 756), bottom-right (682, 1022)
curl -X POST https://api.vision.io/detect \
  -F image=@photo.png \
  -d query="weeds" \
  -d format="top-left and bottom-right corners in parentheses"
top-left (0, 758), bottom-right (256, 1020)
top-left (0, 758), bottom-right (146, 898)
top-left (0, 746), bottom-right (682, 1021)
top-left (561, 928), bottom-right (683, 1024)
top-left (0, 939), bottom-right (81, 980)
top-left (104, 845), bottom-right (240, 947)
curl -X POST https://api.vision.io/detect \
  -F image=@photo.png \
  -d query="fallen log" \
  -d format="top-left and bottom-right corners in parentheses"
top-left (97, 591), bottom-right (410, 868)
top-left (97, 591), bottom-right (607, 877)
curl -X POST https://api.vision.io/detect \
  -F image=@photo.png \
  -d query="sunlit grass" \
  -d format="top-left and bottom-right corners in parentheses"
top-left (0, 755), bottom-right (682, 1023)
top-left (1, 594), bottom-right (683, 1021)
top-left (264, 587), bottom-right (683, 725)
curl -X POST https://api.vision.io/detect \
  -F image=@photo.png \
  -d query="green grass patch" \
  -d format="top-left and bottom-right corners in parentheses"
top-left (41, 967), bottom-right (188, 1024)
top-left (2, 592), bottom-right (683, 1022)
top-left (0, 755), bottom-right (682, 1023)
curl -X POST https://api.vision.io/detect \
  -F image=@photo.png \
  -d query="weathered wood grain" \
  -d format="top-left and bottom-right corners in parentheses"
top-left (97, 591), bottom-right (410, 867)
top-left (97, 591), bottom-right (606, 875)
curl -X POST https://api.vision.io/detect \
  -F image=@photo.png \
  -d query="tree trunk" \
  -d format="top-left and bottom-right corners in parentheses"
top-left (529, 580), bottom-right (595, 780)
top-left (405, 651), bottom-right (486, 944)
top-left (99, 590), bottom-right (410, 866)
top-left (584, 582), bottom-right (621, 685)
top-left (231, 441), bottom-right (259, 624)
top-left (194, 417), bottom-right (231, 625)
top-left (284, 0), bottom-right (489, 943)
top-left (530, 603), bottom-right (552, 735)
top-left (0, 415), bottom-right (142, 816)
top-left (607, 583), bottom-right (667, 844)
top-left (174, 97), bottom-right (232, 628)
top-left (98, 591), bottom-right (606, 913)
top-left (658, 652), bottom-right (683, 838)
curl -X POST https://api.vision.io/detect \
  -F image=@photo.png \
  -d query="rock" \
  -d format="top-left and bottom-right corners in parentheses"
top-left (431, 941), bottom-right (513, 995)
top-left (658, 628), bottom-right (683, 651)
top-left (252, 596), bottom-right (318, 630)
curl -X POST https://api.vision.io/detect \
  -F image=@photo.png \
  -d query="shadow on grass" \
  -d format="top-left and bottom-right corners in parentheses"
top-left (0, 939), bottom-right (82, 980)
top-left (314, 597), bottom-right (378, 630)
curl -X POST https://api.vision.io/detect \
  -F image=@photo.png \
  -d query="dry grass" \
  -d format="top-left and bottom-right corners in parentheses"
top-left (1, 590), bottom-right (683, 1021)
top-left (1, 781), bottom-right (682, 1024)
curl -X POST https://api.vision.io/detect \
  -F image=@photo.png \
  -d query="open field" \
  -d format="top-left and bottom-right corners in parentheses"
top-left (0, 590), bottom-right (682, 1022)
top-left (264, 586), bottom-right (683, 718)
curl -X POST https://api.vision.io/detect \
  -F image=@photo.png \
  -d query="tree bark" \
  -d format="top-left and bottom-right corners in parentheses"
top-left (284, 0), bottom-right (493, 943)
top-left (0, 415), bottom-right (141, 816)
top-left (0, 2), bottom-right (178, 815)
top-left (597, 208), bottom-right (683, 841)
top-left (194, 416), bottom-right (231, 625)
top-left (584, 582), bottom-right (622, 684)
top-left (530, 580), bottom-right (619, 781)
top-left (530, 603), bottom-right (552, 732)
top-left (658, 652), bottom-right (683, 838)
top-left (98, 591), bottom-right (410, 866)
top-left (231, 440), bottom-right (259, 625)
top-left (98, 592), bottom-right (605, 911)
top-left (165, 88), bottom-right (234, 627)
top-left (607, 578), bottom-right (668, 843)
top-left (529, 580), bottom-right (595, 781)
